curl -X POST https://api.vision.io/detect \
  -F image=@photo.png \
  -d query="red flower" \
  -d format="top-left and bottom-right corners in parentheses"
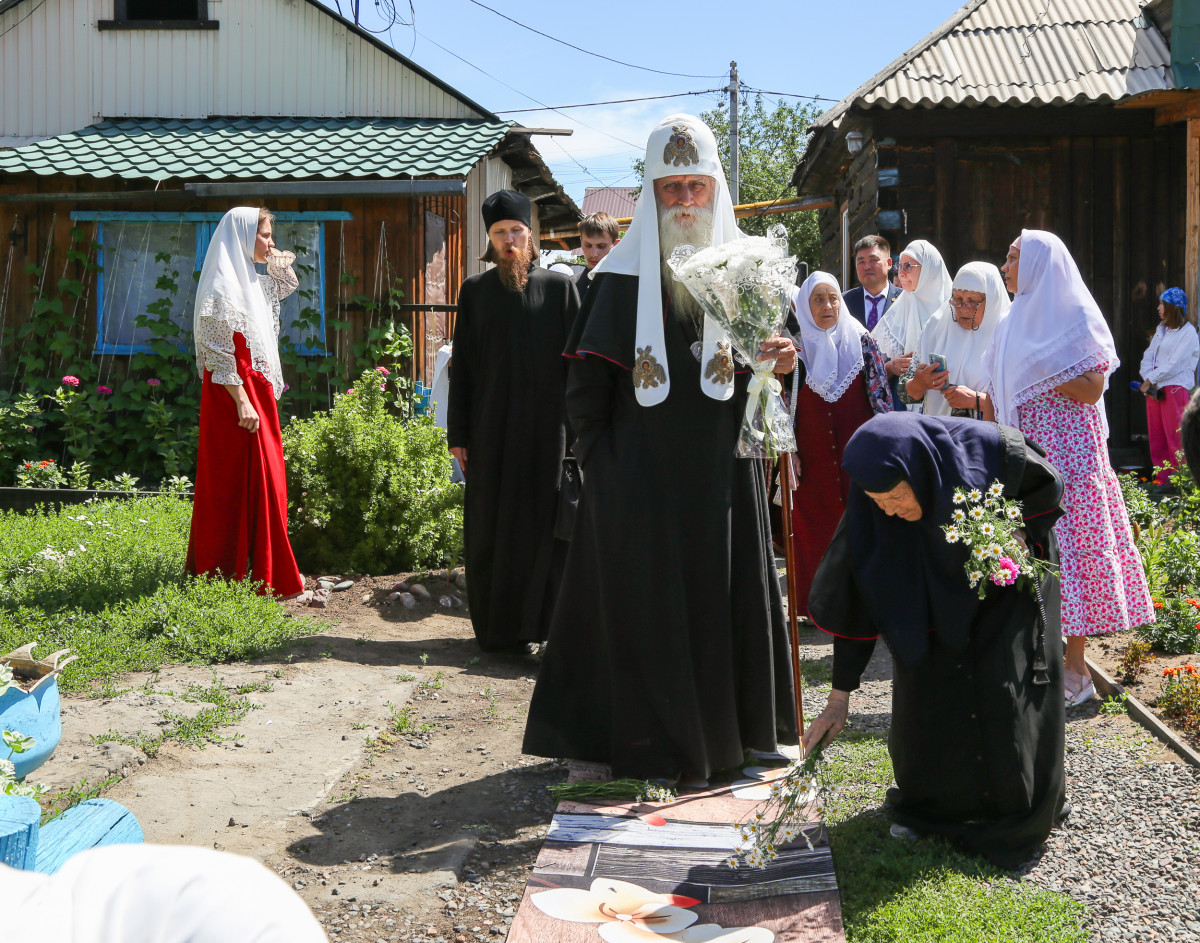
top-left (1153, 601), bottom-right (1165, 610)
top-left (61, 375), bottom-right (80, 387)
top-left (39, 460), bottom-right (52, 466)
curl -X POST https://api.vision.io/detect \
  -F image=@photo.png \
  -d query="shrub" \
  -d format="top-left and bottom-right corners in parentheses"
top-left (1136, 597), bottom-right (1200, 656)
top-left (1158, 664), bottom-right (1200, 735)
top-left (1116, 636), bottom-right (1155, 684)
top-left (282, 367), bottom-right (462, 574)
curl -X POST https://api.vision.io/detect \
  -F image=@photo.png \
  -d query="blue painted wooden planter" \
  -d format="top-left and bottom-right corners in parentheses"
top-left (0, 795), bottom-right (40, 869)
top-left (0, 795), bottom-right (144, 873)
top-left (0, 677), bottom-right (62, 779)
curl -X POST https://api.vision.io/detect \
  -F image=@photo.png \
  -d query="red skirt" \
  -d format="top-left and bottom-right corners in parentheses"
top-left (185, 332), bottom-right (304, 597)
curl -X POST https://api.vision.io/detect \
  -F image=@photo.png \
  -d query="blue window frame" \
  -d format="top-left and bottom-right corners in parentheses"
top-left (70, 211), bottom-right (351, 356)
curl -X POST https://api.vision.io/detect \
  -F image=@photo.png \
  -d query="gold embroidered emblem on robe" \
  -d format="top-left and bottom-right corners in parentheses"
top-left (704, 340), bottom-right (734, 385)
top-left (633, 346), bottom-right (667, 389)
top-left (663, 125), bottom-right (700, 167)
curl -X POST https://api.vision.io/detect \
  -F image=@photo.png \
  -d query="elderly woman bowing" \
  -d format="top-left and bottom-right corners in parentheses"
top-left (805, 413), bottom-right (1068, 868)
top-left (903, 262), bottom-right (1010, 417)
top-left (785, 272), bottom-right (892, 615)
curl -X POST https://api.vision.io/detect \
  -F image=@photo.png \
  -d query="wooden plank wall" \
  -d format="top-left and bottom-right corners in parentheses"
top-left (0, 174), bottom-right (466, 392)
top-left (816, 125), bottom-right (1187, 452)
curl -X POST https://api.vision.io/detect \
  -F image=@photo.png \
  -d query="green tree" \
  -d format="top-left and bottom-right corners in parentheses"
top-left (633, 96), bottom-right (822, 269)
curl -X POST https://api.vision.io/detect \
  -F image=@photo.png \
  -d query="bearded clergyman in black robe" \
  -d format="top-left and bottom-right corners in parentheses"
top-left (447, 190), bottom-right (580, 653)
top-left (522, 115), bottom-right (799, 784)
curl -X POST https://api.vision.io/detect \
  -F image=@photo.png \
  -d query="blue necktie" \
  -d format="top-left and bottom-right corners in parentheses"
top-left (866, 295), bottom-right (881, 331)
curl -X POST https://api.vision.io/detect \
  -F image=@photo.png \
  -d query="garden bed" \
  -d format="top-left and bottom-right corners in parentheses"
top-left (0, 486), bottom-right (189, 515)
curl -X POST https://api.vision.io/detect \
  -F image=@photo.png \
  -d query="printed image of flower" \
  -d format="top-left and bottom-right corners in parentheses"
top-left (531, 878), bottom-right (700, 941)
top-left (61, 375), bottom-right (80, 387)
top-left (146, 378), bottom-right (161, 387)
top-left (96, 385), bottom-right (113, 395)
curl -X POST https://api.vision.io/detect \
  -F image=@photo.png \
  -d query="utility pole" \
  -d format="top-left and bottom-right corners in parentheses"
top-left (728, 61), bottom-right (740, 205)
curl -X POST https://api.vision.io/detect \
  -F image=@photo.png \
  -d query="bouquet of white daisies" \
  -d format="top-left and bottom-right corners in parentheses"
top-left (943, 480), bottom-right (1054, 598)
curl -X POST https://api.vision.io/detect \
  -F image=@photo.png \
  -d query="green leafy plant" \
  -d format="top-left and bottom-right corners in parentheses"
top-left (15, 459), bottom-right (66, 489)
top-left (0, 391), bottom-right (43, 484)
top-left (1116, 636), bottom-right (1155, 684)
top-left (1136, 598), bottom-right (1200, 656)
top-left (282, 367), bottom-right (461, 574)
top-left (1158, 664), bottom-right (1200, 735)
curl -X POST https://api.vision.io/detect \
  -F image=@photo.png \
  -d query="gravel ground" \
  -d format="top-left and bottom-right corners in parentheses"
top-left (798, 629), bottom-right (1200, 943)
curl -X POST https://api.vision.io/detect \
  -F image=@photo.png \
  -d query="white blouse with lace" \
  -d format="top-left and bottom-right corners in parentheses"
top-left (194, 251), bottom-right (297, 389)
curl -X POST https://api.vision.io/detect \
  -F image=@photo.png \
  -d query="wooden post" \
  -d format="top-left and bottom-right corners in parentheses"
top-left (777, 453), bottom-right (805, 740)
top-left (1187, 119), bottom-right (1200, 327)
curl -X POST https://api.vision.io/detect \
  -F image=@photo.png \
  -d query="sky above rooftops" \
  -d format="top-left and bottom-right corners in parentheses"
top-left (314, 0), bottom-right (959, 203)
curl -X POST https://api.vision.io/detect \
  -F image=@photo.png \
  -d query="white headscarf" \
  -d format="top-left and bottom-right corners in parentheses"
top-left (592, 114), bottom-right (742, 406)
top-left (982, 229), bottom-right (1118, 430)
top-left (872, 239), bottom-right (952, 360)
top-left (193, 207), bottom-right (284, 399)
top-left (792, 271), bottom-right (866, 403)
top-left (914, 261), bottom-right (1010, 416)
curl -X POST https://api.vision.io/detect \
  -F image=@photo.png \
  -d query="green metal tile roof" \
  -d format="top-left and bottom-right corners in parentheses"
top-left (0, 117), bottom-right (513, 181)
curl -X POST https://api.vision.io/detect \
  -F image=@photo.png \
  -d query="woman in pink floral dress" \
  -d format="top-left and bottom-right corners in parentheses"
top-left (980, 230), bottom-right (1153, 707)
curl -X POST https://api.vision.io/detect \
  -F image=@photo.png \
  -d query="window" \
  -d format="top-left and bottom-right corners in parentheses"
top-left (99, 1), bottom-right (218, 29)
top-left (71, 212), bottom-right (350, 356)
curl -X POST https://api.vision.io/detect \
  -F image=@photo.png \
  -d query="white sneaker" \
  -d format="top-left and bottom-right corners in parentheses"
top-left (889, 823), bottom-right (920, 841)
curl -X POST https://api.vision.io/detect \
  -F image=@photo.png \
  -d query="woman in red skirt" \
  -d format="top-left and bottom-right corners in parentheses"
top-left (186, 207), bottom-right (304, 597)
top-left (786, 272), bottom-right (894, 614)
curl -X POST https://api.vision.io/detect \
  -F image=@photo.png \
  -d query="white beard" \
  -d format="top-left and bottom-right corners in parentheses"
top-left (658, 202), bottom-right (714, 326)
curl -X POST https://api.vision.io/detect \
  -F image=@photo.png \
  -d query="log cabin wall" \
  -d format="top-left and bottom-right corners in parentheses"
top-left (0, 174), bottom-right (466, 391)
top-left (815, 109), bottom-right (1187, 453)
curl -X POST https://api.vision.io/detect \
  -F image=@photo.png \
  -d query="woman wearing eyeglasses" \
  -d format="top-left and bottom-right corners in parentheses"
top-left (872, 240), bottom-right (953, 410)
top-left (980, 230), bottom-right (1153, 708)
top-left (901, 262), bottom-right (1010, 417)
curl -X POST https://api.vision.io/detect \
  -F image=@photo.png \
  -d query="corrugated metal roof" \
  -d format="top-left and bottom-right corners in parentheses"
top-left (0, 117), bottom-right (511, 180)
top-left (581, 186), bottom-right (638, 218)
top-left (816, 0), bottom-right (1172, 126)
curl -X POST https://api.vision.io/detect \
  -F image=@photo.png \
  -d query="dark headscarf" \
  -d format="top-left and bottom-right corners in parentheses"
top-left (839, 412), bottom-right (1007, 665)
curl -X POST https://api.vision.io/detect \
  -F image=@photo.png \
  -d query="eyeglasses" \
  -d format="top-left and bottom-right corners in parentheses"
top-left (950, 299), bottom-right (983, 311)
top-left (897, 261), bottom-right (922, 273)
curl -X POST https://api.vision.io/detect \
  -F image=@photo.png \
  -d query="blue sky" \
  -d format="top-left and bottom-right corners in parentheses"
top-left (315, 0), bottom-right (961, 204)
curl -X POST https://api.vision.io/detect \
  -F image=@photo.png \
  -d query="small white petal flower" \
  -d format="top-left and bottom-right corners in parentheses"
top-left (945, 528), bottom-right (960, 544)
top-left (968, 489), bottom-right (983, 501)
top-left (953, 509), bottom-right (966, 522)
top-left (981, 523), bottom-right (996, 537)
top-left (953, 491), bottom-right (967, 505)
top-left (970, 507), bottom-right (985, 520)
top-left (989, 482), bottom-right (1004, 497)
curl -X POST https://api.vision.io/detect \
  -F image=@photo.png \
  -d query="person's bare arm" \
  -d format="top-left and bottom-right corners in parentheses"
top-left (1055, 371), bottom-right (1105, 405)
top-left (222, 383), bottom-right (260, 433)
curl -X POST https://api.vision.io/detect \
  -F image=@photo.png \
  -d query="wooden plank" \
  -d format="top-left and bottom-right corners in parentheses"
top-left (1071, 138), bottom-right (1095, 291)
top-left (1111, 137), bottom-right (1131, 449)
top-left (1187, 119), bottom-right (1200, 328)
top-left (1154, 93), bottom-right (1200, 127)
top-left (34, 798), bottom-right (144, 874)
top-left (0, 795), bottom-right (40, 870)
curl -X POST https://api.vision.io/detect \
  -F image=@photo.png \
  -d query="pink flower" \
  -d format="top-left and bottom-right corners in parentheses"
top-left (990, 556), bottom-right (1020, 587)
top-left (380, 383), bottom-right (386, 391)
top-left (346, 388), bottom-right (355, 395)
top-left (283, 383), bottom-right (291, 393)
top-left (146, 378), bottom-right (161, 387)
top-left (61, 375), bottom-right (80, 387)
top-left (376, 366), bottom-right (390, 376)
top-left (96, 385), bottom-right (113, 395)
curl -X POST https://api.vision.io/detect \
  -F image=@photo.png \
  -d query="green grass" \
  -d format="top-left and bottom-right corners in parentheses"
top-left (817, 732), bottom-right (1088, 942)
top-left (0, 497), bottom-right (316, 691)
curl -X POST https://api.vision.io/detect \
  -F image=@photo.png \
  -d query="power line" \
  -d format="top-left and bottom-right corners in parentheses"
top-left (741, 87), bottom-right (842, 104)
top-left (414, 28), bottom-right (641, 149)
top-left (496, 89), bottom-right (724, 114)
top-left (463, 0), bottom-right (726, 80)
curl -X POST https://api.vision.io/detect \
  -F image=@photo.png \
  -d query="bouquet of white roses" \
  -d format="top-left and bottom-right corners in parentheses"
top-left (944, 480), bottom-right (1053, 598)
top-left (668, 226), bottom-right (798, 459)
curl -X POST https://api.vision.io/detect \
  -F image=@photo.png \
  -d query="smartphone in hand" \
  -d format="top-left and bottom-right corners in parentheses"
top-left (929, 353), bottom-right (950, 391)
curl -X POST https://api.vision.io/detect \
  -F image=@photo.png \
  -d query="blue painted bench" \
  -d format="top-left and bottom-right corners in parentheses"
top-left (0, 795), bottom-right (143, 873)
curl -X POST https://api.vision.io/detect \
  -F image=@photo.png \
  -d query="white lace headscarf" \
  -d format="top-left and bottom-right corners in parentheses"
top-left (193, 207), bottom-right (284, 399)
top-left (792, 271), bottom-right (866, 403)
top-left (914, 261), bottom-right (1010, 417)
top-left (872, 239), bottom-right (952, 360)
top-left (591, 114), bottom-right (742, 406)
top-left (982, 229), bottom-right (1118, 432)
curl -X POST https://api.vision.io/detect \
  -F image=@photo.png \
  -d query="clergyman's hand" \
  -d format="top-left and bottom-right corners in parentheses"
top-left (802, 689), bottom-right (849, 754)
top-left (759, 335), bottom-right (796, 375)
top-left (450, 446), bottom-right (468, 478)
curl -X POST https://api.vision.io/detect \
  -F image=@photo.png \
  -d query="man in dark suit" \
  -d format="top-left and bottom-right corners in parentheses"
top-left (843, 234), bottom-right (908, 409)
top-left (574, 212), bottom-right (620, 306)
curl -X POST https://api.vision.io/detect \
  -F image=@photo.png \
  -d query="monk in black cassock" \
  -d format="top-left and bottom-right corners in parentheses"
top-left (447, 190), bottom-right (580, 652)
top-left (522, 115), bottom-right (799, 783)
top-left (805, 413), bottom-right (1068, 868)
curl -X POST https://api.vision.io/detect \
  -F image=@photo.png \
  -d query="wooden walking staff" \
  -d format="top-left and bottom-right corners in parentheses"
top-left (777, 450), bottom-right (805, 740)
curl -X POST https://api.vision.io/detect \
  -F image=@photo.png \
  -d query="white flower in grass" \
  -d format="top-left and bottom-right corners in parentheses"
top-left (952, 509), bottom-right (966, 523)
top-left (968, 489), bottom-right (983, 501)
top-left (969, 507), bottom-right (985, 521)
